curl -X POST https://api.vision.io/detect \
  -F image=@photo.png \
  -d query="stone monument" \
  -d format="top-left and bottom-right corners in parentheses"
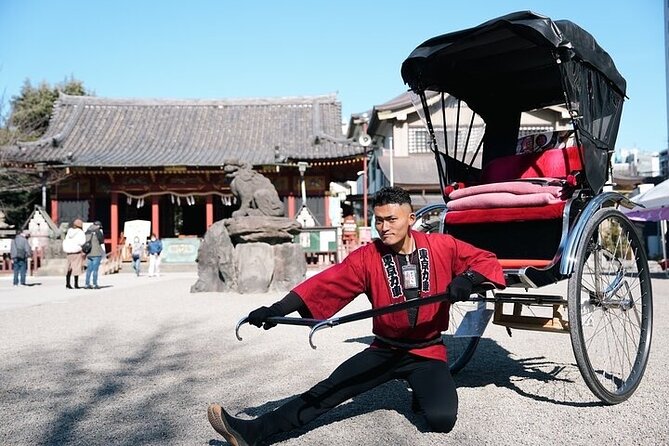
top-left (190, 161), bottom-right (306, 293)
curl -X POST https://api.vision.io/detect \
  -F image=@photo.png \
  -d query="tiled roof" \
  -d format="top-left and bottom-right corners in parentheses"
top-left (7, 94), bottom-right (367, 168)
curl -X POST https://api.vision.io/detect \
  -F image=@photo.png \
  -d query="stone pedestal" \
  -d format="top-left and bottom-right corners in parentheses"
top-left (191, 217), bottom-right (306, 294)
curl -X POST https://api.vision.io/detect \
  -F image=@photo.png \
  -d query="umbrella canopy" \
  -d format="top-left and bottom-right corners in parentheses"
top-left (625, 207), bottom-right (669, 222)
top-left (630, 179), bottom-right (669, 209)
top-left (626, 179), bottom-right (669, 222)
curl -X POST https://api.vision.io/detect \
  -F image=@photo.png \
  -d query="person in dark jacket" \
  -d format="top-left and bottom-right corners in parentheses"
top-left (84, 221), bottom-right (105, 289)
top-left (10, 230), bottom-right (32, 286)
top-left (146, 233), bottom-right (163, 277)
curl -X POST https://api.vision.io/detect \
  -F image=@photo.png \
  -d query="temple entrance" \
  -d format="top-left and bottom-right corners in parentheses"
top-left (119, 197), bottom-right (151, 224)
top-left (160, 196), bottom-right (206, 237)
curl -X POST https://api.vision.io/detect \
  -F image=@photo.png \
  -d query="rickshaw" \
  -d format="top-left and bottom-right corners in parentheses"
top-left (236, 11), bottom-right (652, 405)
top-left (401, 11), bottom-right (652, 404)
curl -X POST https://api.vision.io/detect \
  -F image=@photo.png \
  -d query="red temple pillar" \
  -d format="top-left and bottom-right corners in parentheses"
top-left (324, 192), bottom-right (330, 226)
top-left (152, 196), bottom-right (160, 238)
top-left (205, 195), bottom-right (214, 229)
top-left (288, 195), bottom-right (296, 219)
top-left (111, 192), bottom-right (119, 253)
top-left (49, 198), bottom-right (59, 225)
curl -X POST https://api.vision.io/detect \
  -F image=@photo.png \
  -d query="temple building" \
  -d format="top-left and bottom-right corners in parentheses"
top-left (5, 93), bottom-right (368, 254)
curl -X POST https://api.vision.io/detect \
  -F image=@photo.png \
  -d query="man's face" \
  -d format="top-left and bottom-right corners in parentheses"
top-left (374, 203), bottom-right (416, 248)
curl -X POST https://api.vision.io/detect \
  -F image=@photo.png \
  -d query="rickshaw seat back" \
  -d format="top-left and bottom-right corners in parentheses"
top-left (444, 142), bottom-right (582, 263)
top-left (481, 145), bottom-right (583, 184)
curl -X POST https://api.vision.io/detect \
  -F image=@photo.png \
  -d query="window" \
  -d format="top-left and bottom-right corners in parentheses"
top-left (408, 128), bottom-right (432, 153)
top-left (518, 126), bottom-right (554, 138)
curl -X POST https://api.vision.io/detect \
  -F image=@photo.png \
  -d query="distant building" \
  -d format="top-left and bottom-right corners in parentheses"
top-left (3, 94), bottom-right (369, 252)
top-left (348, 91), bottom-right (573, 214)
top-left (660, 149), bottom-right (669, 178)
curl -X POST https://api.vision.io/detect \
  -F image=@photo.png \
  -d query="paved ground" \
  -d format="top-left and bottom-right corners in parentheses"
top-left (0, 270), bottom-right (667, 445)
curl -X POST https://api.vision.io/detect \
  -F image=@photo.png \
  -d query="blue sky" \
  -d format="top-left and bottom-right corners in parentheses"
top-left (0, 0), bottom-right (665, 151)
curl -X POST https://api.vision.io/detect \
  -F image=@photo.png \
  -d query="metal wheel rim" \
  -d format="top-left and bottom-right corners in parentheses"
top-left (569, 208), bottom-right (653, 402)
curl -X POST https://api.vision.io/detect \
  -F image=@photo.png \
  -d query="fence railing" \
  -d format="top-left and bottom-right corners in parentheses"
top-left (102, 245), bottom-right (123, 275)
top-left (1, 247), bottom-right (44, 275)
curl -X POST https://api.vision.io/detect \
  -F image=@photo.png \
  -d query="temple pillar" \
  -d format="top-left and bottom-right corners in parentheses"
top-left (111, 192), bottom-right (119, 253)
top-left (49, 198), bottom-right (59, 225)
top-left (152, 196), bottom-right (160, 238)
top-left (206, 195), bottom-right (214, 229)
top-left (324, 192), bottom-right (331, 226)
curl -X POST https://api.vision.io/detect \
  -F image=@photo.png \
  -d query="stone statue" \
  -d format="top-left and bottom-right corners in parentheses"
top-left (191, 160), bottom-right (306, 294)
top-left (224, 161), bottom-right (284, 217)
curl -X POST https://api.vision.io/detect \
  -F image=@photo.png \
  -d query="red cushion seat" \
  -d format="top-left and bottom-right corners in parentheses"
top-left (481, 145), bottom-right (583, 183)
top-left (445, 201), bottom-right (566, 225)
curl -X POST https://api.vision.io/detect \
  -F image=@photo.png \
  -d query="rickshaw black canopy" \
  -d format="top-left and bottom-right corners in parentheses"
top-left (401, 11), bottom-right (625, 108)
top-left (401, 11), bottom-right (627, 194)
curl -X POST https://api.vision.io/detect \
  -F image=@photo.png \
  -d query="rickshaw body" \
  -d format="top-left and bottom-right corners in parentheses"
top-left (401, 11), bottom-right (653, 404)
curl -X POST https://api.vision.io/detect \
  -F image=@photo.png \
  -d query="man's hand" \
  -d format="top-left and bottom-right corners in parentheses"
top-left (247, 306), bottom-right (280, 330)
top-left (446, 274), bottom-right (475, 303)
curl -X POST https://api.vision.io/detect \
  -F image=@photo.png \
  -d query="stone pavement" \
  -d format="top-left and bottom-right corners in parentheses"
top-left (0, 271), bottom-right (667, 445)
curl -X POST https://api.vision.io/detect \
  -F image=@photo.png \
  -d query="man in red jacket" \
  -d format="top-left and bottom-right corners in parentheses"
top-left (208, 186), bottom-right (504, 445)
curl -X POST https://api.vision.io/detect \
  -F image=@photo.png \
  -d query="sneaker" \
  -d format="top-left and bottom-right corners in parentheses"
top-left (207, 404), bottom-right (253, 446)
top-left (84, 285), bottom-right (92, 289)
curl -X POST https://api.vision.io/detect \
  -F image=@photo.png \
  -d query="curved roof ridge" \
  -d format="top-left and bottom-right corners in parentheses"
top-left (56, 93), bottom-right (340, 107)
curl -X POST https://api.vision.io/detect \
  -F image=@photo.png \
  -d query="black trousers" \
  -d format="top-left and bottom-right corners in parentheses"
top-left (255, 347), bottom-right (458, 441)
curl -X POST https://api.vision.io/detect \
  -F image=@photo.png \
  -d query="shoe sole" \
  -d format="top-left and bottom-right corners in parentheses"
top-left (207, 404), bottom-right (248, 446)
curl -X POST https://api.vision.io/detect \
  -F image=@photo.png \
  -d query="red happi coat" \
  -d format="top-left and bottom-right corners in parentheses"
top-left (293, 230), bottom-right (505, 361)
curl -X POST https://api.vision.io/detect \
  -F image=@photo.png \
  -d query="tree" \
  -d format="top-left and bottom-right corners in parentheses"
top-left (9, 77), bottom-right (87, 140)
top-left (0, 76), bottom-right (90, 228)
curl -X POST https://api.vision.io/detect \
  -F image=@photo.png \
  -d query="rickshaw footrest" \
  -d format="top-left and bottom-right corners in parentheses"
top-left (492, 301), bottom-right (569, 333)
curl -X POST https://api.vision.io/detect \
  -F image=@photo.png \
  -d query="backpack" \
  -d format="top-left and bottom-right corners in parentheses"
top-left (15, 246), bottom-right (26, 259)
top-left (82, 234), bottom-right (92, 254)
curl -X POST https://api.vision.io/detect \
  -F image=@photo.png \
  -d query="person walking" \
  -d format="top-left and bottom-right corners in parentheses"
top-left (146, 233), bottom-right (163, 277)
top-left (10, 230), bottom-right (32, 286)
top-left (62, 218), bottom-right (86, 289)
top-left (207, 187), bottom-right (505, 445)
top-left (131, 236), bottom-right (144, 277)
top-left (84, 221), bottom-right (105, 289)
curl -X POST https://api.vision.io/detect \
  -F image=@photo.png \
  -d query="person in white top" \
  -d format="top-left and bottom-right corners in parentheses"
top-left (62, 218), bottom-right (86, 289)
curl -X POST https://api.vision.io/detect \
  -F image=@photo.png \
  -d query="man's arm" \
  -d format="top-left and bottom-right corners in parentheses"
top-left (247, 292), bottom-right (311, 330)
top-left (451, 236), bottom-right (505, 289)
top-left (247, 246), bottom-right (370, 329)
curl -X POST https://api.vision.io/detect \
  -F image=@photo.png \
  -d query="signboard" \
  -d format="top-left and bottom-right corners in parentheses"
top-left (0, 238), bottom-right (11, 254)
top-left (123, 220), bottom-right (151, 245)
top-left (162, 237), bottom-right (200, 263)
top-left (296, 227), bottom-right (337, 253)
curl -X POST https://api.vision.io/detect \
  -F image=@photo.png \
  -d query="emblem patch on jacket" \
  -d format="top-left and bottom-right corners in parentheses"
top-left (382, 254), bottom-right (403, 299)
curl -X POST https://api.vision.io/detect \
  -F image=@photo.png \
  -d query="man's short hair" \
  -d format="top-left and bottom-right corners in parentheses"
top-left (373, 187), bottom-right (412, 208)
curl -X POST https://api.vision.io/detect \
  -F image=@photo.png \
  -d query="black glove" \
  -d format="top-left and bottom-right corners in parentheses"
top-left (248, 306), bottom-right (281, 330)
top-left (446, 270), bottom-right (484, 303)
top-left (247, 292), bottom-right (308, 330)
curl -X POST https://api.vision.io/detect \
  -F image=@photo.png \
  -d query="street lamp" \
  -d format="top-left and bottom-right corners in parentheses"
top-left (297, 161), bottom-right (309, 205)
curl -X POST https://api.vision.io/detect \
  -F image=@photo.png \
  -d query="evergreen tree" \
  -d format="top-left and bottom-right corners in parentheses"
top-left (0, 77), bottom-right (90, 228)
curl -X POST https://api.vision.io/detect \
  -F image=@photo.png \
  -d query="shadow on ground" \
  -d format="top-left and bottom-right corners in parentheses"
top-left (0, 321), bottom-right (602, 446)
top-left (0, 320), bottom-right (212, 445)
top-left (344, 335), bottom-right (601, 408)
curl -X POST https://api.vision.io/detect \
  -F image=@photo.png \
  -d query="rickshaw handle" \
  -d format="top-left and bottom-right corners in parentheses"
top-left (235, 284), bottom-right (493, 348)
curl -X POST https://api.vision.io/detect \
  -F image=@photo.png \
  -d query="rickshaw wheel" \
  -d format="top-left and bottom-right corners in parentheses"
top-left (414, 204), bottom-right (480, 375)
top-left (567, 207), bottom-right (653, 404)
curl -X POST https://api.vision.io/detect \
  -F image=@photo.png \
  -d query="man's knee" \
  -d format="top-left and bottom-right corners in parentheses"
top-left (425, 410), bottom-right (457, 433)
